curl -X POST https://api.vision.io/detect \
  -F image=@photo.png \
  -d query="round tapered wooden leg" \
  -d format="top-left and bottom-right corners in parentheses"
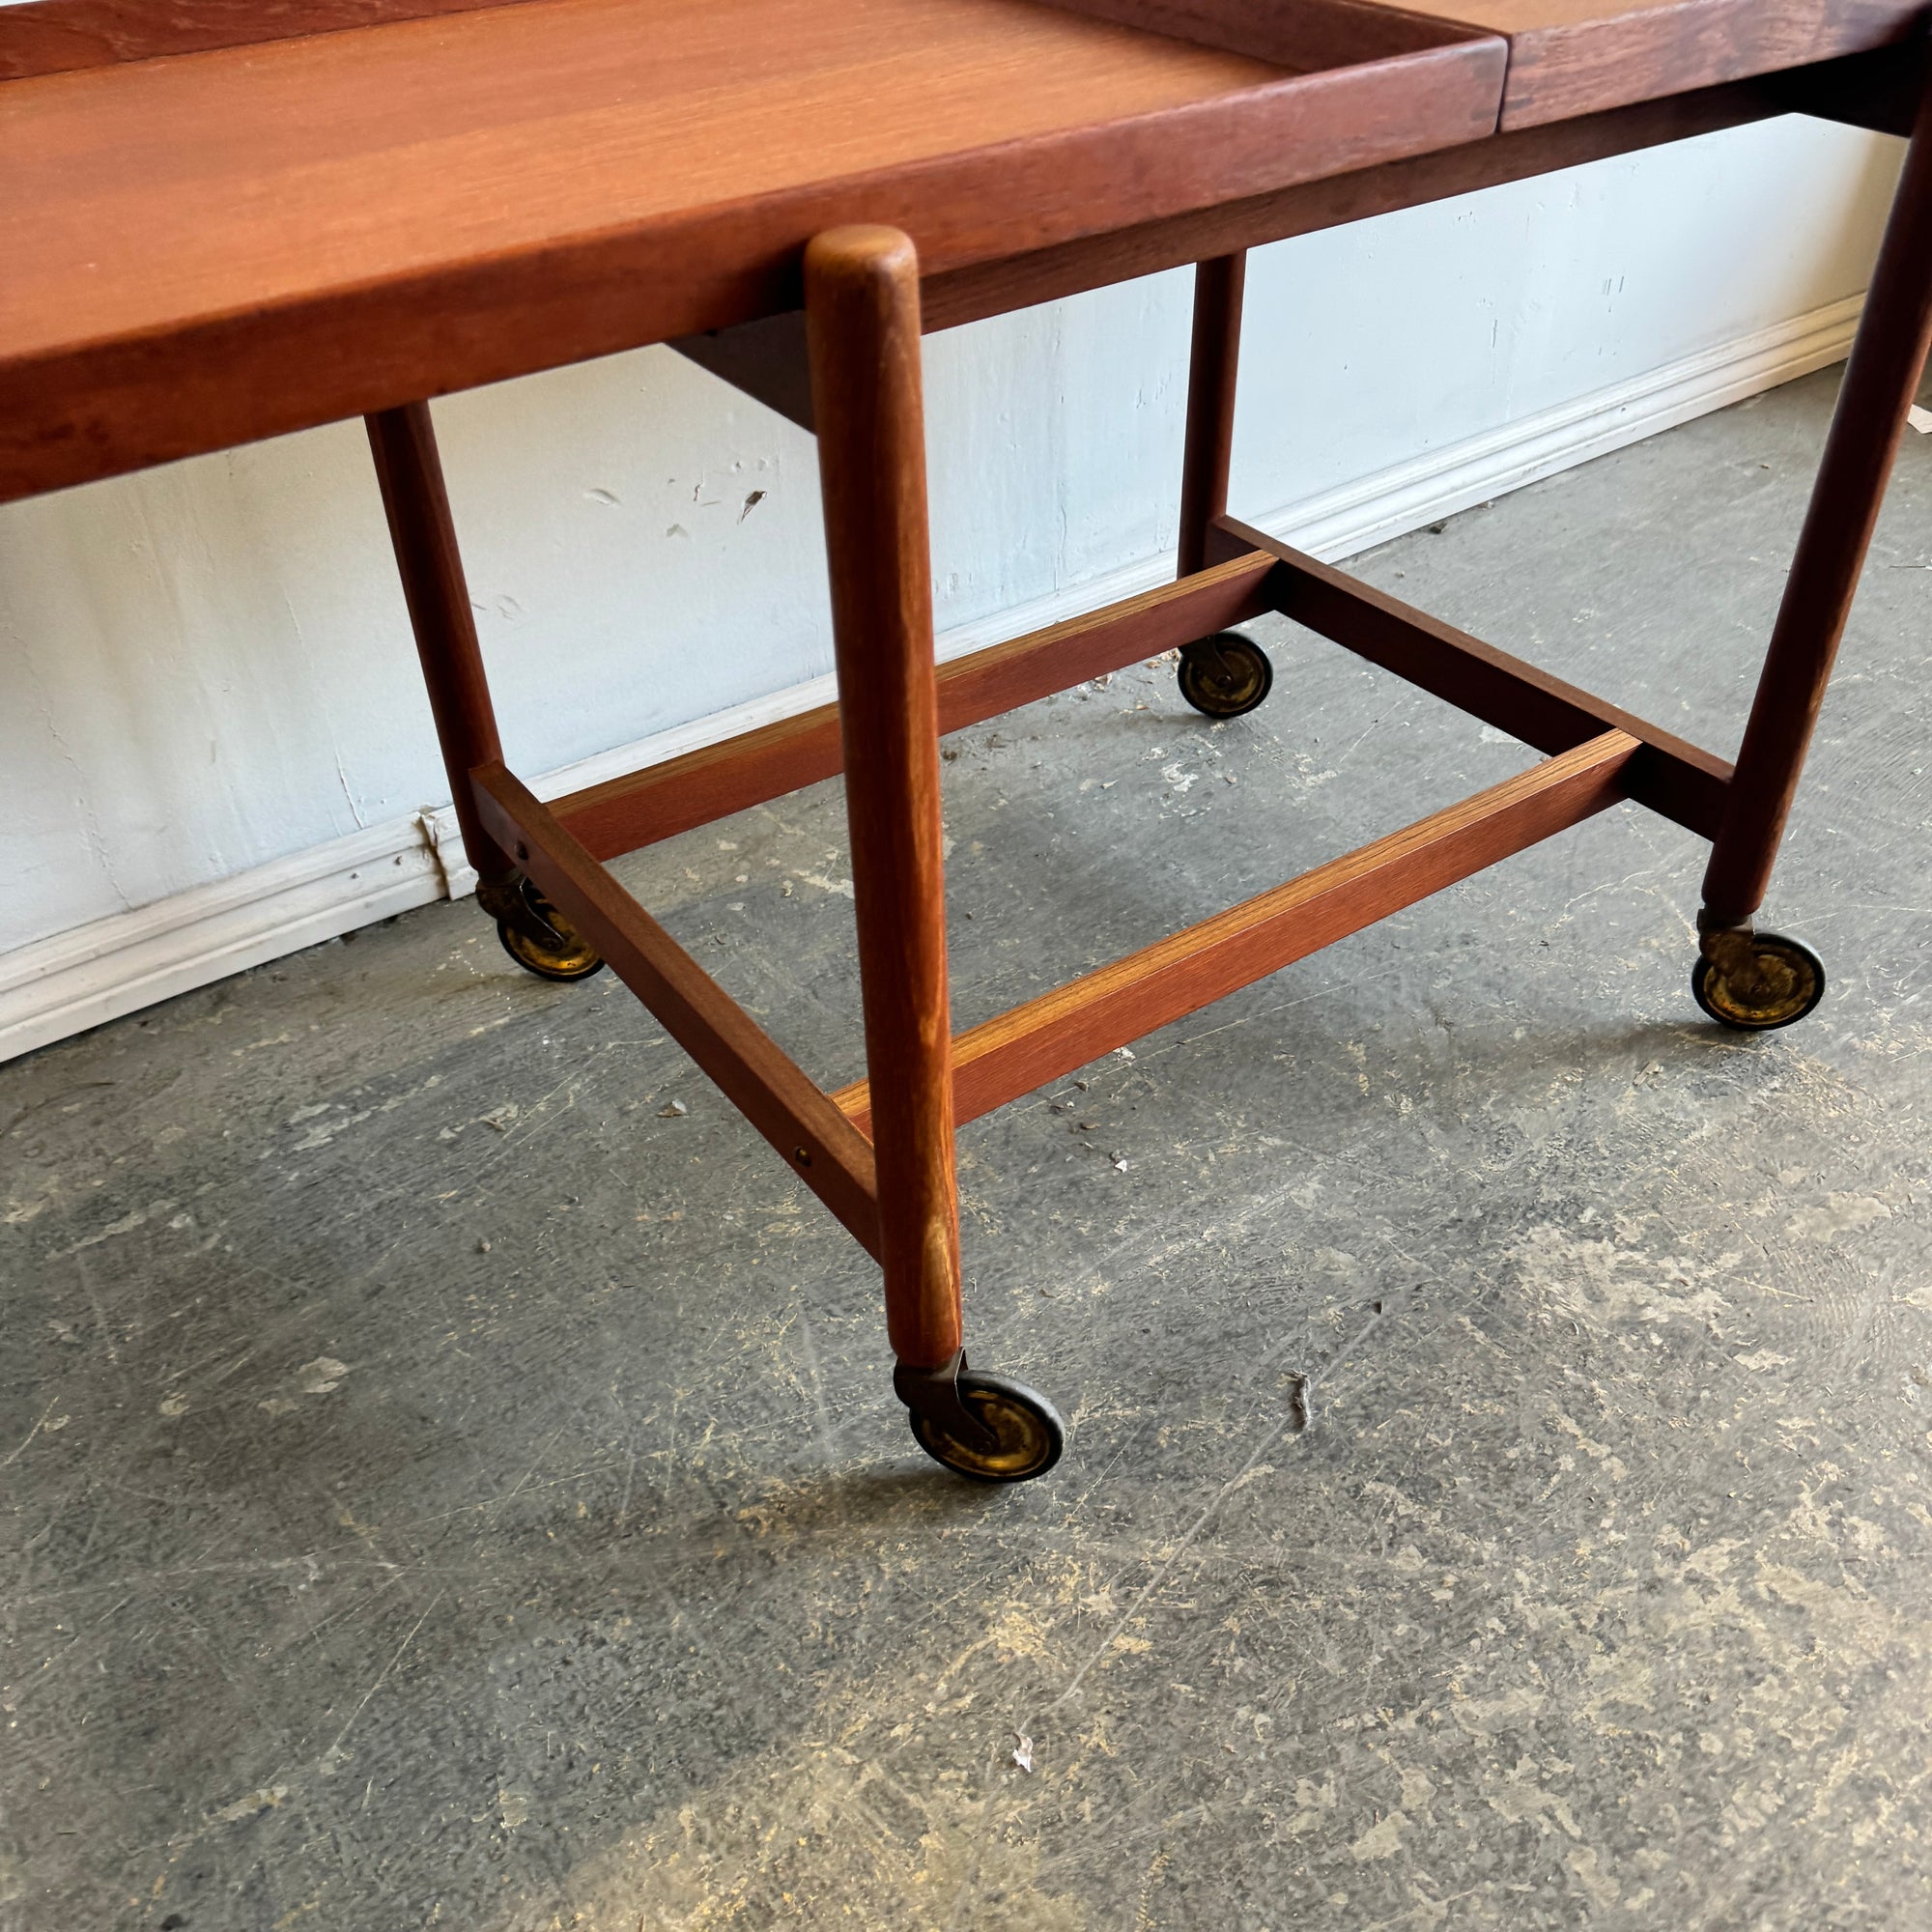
top-left (806, 226), bottom-right (965, 1377)
top-left (1701, 77), bottom-right (1932, 927)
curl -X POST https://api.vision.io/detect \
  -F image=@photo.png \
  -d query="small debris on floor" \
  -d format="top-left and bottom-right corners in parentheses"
top-left (658, 1099), bottom-right (689, 1118)
top-left (1012, 1734), bottom-right (1034, 1775)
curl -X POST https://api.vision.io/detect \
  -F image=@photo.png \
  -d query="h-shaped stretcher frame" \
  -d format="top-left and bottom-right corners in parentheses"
top-left (359, 61), bottom-right (1932, 1479)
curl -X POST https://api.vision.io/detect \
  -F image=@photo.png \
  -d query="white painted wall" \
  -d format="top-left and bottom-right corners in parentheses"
top-left (0, 114), bottom-right (1904, 1057)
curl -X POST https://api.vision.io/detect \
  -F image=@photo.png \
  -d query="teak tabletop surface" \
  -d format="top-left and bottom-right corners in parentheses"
top-left (0, 0), bottom-right (1921, 502)
top-left (0, 0), bottom-right (1506, 498)
top-left (1389, 0), bottom-right (1925, 126)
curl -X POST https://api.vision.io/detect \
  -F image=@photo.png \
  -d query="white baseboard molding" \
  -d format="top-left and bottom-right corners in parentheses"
top-left (0, 292), bottom-right (1861, 1065)
top-left (1281, 292), bottom-right (1862, 560)
top-left (0, 820), bottom-right (455, 1065)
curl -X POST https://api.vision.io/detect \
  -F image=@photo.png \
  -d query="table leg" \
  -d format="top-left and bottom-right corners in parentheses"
top-left (805, 225), bottom-right (1062, 1482)
top-left (805, 228), bottom-right (957, 1370)
top-left (1172, 254), bottom-right (1275, 722)
top-left (1178, 252), bottom-right (1246, 580)
top-left (1694, 76), bottom-right (1932, 1026)
top-left (365, 403), bottom-right (602, 982)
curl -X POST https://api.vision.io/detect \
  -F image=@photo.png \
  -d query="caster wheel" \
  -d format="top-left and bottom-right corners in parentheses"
top-left (1178, 632), bottom-right (1272, 720)
top-left (908, 1372), bottom-right (1065, 1484)
top-left (1691, 930), bottom-right (1825, 1031)
top-left (496, 877), bottom-right (606, 982)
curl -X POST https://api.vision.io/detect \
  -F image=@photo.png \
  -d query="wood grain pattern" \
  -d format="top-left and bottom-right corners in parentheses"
top-left (0, 0), bottom-right (529, 81)
top-left (0, 0), bottom-right (1505, 502)
top-left (806, 226), bottom-right (961, 1371)
top-left (471, 762), bottom-right (883, 1253)
top-left (833, 731), bottom-right (1640, 1133)
top-left (679, 58), bottom-right (1798, 414)
top-left (0, 0), bottom-right (1275, 362)
top-left (554, 553), bottom-right (1276, 862)
top-left (4, 0), bottom-right (1464, 82)
top-left (1210, 514), bottom-right (1733, 836)
top-left (1052, 0), bottom-right (1503, 66)
top-left (1383, 0), bottom-right (1924, 128)
top-left (920, 73), bottom-right (1779, 332)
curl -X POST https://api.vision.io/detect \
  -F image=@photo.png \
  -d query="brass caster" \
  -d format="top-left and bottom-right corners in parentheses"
top-left (483, 874), bottom-right (606, 983)
top-left (1691, 926), bottom-right (1825, 1032)
top-left (896, 1352), bottom-right (1065, 1484)
top-left (1178, 632), bottom-right (1272, 719)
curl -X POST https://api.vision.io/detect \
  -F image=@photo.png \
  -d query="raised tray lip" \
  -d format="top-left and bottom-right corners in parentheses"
top-left (0, 0), bottom-right (556, 82)
top-left (0, 2), bottom-right (1508, 502)
top-left (1046, 0), bottom-right (1512, 70)
top-left (0, 0), bottom-right (1503, 83)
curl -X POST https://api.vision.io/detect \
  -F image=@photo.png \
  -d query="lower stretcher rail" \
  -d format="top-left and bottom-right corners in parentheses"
top-left (553, 551), bottom-right (1277, 862)
top-left (1209, 518), bottom-right (1734, 837)
top-left (471, 759), bottom-right (884, 1256)
top-left (832, 728), bottom-right (1641, 1134)
top-left (484, 702), bottom-right (1641, 1204)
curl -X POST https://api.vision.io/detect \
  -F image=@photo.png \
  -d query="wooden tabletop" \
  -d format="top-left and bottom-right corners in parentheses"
top-left (0, 0), bottom-right (1923, 504)
top-left (1, 0), bottom-right (1506, 501)
top-left (1393, 0), bottom-right (1926, 128)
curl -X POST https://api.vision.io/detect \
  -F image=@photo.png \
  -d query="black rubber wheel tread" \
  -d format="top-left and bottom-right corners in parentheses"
top-left (497, 878), bottom-right (607, 982)
top-left (1690, 930), bottom-right (1825, 1032)
top-left (1178, 632), bottom-right (1272, 720)
top-left (908, 1372), bottom-right (1065, 1484)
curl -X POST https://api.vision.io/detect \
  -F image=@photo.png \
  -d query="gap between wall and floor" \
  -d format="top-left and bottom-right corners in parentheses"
top-left (0, 291), bottom-right (1865, 1065)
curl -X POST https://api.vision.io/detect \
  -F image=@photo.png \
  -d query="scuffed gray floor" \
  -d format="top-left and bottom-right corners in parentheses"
top-left (4, 364), bottom-right (1931, 1930)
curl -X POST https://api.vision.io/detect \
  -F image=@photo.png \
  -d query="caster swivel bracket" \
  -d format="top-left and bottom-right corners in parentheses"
top-left (894, 1350), bottom-right (999, 1454)
top-left (478, 870), bottom-right (565, 949)
top-left (480, 871), bottom-right (607, 982)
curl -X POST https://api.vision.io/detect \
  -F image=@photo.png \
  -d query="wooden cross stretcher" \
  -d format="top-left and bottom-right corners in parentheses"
top-left (7, 0), bottom-right (1932, 1478)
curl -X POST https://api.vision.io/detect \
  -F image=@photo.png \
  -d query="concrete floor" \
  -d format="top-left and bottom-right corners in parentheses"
top-left (5, 365), bottom-right (1932, 1931)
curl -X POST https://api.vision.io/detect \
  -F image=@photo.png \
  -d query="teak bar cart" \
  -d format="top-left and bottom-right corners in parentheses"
top-left (7, 1), bottom-right (1932, 1481)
